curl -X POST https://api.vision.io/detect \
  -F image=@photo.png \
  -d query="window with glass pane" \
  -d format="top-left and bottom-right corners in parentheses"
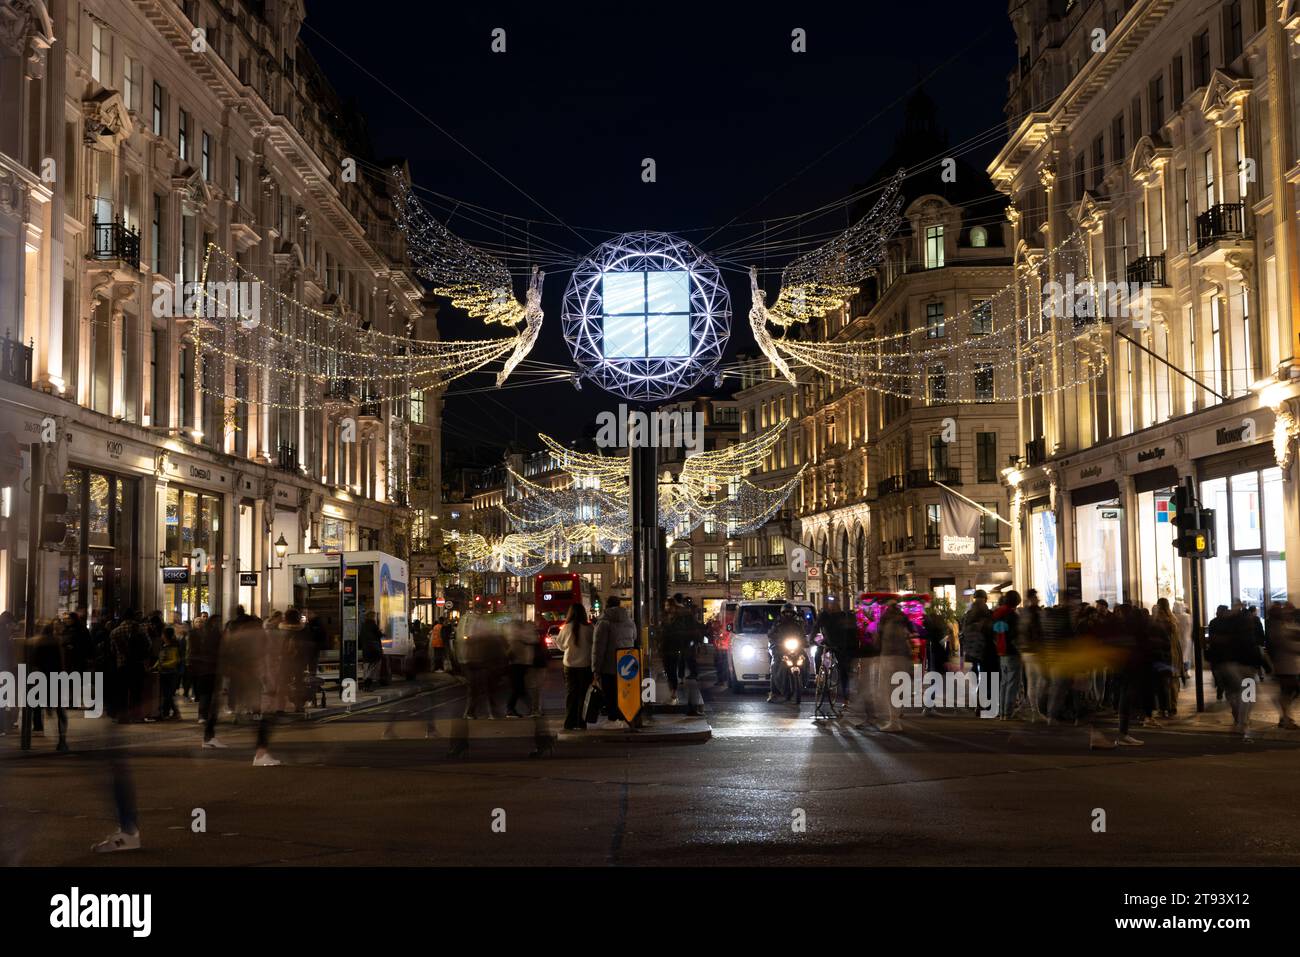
top-left (925, 301), bottom-right (945, 338)
top-left (1230, 471), bottom-right (1261, 551)
top-left (980, 504), bottom-right (1000, 547)
top-left (976, 432), bottom-right (997, 482)
top-left (975, 363), bottom-right (994, 402)
top-left (928, 364), bottom-right (947, 402)
top-left (924, 225), bottom-right (944, 268)
top-left (971, 299), bottom-right (993, 335)
top-left (601, 270), bottom-right (691, 358)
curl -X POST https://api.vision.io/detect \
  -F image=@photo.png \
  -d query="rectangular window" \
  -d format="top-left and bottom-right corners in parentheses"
top-left (1225, 1), bottom-right (1243, 61)
top-left (976, 432), bottom-right (997, 483)
top-left (1091, 135), bottom-right (1105, 188)
top-left (927, 364), bottom-right (947, 403)
top-left (974, 363), bottom-right (994, 402)
top-left (178, 108), bottom-right (189, 160)
top-left (1149, 74), bottom-right (1165, 132)
top-left (123, 56), bottom-right (140, 112)
top-left (601, 271), bottom-right (691, 358)
top-left (178, 345), bottom-right (191, 428)
top-left (1130, 95), bottom-right (1142, 145)
top-left (674, 553), bottom-right (691, 582)
top-left (201, 132), bottom-right (211, 181)
top-left (1171, 55), bottom-right (1184, 106)
top-left (1204, 149), bottom-right (1216, 209)
top-left (150, 194), bottom-right (163, 274)
top-left (980, 505), bottom-right (1000, 548)
top-left (152, 81), bottom-right (164, 135)
top-left (926, 504), bottom-right (941, 549)
top-left (234, 156), bottom-right (242, 203)
top-left (1178, 167), bottom-right (1190, 249)
top-left (409, 387), bottom-right (425, 424)
top-left (91, 21), bottom-right (108, 84)
top-left (924, 225), bottom-right (944, 268)
top-left (971, 299), bottom-right (993, 336)
top-left (925, 301), bottom-right (945, 339)
top-left (1111, 113), bottom-right (1125, 165)
top-left (703, 553), bottom-right (719, 580)
top-left (1194, 29), bottom-right (1211, 88)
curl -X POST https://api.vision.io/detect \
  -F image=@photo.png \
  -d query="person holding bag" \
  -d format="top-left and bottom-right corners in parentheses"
top-left (555, 604), bottom-right (594, 730)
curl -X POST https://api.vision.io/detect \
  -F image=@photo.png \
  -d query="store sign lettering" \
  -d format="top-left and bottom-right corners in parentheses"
top-left (1216, 418), bottom-right (1256, 446)
top-left (189, 466), bottom-right (211, 481)
top-left (105, 440), bottom-right (123, 459)
top-left (1079, 465), bottom-right (1102, 480)
top-left (1136, 447), bottom-right (1165, 463)
top-left (161, 566), bottom-right (190, 584)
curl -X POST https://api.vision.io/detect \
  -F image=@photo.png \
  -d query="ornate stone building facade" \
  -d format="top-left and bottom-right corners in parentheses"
top-left (0, 0), bottom-right (439, 626)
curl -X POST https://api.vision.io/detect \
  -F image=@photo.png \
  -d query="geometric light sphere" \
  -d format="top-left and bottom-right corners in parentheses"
top-left (562, 231), bottom-right (731, 402)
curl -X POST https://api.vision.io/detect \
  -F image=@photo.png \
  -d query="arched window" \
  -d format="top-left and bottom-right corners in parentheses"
top-left (970, 225), bottom-right (988, 248)
top-left (855, 528), bottom-right (866, 592)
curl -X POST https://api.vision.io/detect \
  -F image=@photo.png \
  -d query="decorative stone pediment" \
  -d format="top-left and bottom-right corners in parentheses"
top-left (0, 0), bottom-right (53, 76)
top-left (1129, 135), bottom-right (1172, 186)
top-left (82, 89), bottom-right (133, 149)
top-left (1200, 69), bottom-right (1253, 127)
top-left (1071, 190), bottom-right (1110, 233)
top-left (172, 168), bottom-right (213, 215)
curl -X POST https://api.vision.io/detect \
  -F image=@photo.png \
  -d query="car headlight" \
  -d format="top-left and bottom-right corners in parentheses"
top-left (782, 637), bottom-right (800, 653)
top-left (739, 645), bottom-right (757, 662)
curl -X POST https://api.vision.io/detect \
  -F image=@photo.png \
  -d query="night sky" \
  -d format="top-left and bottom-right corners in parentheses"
top-left (302, 1), bottom-right (1015, 460)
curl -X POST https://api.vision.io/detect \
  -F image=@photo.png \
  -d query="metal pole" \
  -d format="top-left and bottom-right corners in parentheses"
top-left (1186, 475), bottom-right (1205, 713)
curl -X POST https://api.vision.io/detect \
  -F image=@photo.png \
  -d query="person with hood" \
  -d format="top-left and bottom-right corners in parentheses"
top-left (591, 596), bottom-right (636, 725)
top-left (555, 603), bottom-right (594, 730)
top-left (360, 612), bottom-right (384, 692)
top-left (992, 591), bottom-right (1022, 719)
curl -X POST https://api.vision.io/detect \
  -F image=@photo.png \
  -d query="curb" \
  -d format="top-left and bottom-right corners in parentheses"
top-left (558, 719), bottom-right (712, 744)
top-left (303, 673), bottom-right (460, 720)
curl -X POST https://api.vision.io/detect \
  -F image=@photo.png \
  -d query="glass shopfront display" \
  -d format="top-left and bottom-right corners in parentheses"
top-left (1137, 488), bottom-right (1184, 608)
top-left (1201, 466), bottom-right (1287, 611)
top-left (1073, 501), bottom-right (1124, 606)
top-left (163, 485), bottom-right (223, 623)
top-left (56, 467), bottom-right (138, 617)
top-left (1029, 505), bottom-right (1058, 607)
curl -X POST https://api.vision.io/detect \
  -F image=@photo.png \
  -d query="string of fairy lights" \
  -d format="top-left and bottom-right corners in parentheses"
top-left (452, 424), bottom-right (805, 573)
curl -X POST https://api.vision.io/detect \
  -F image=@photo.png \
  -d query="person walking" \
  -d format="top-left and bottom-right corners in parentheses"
top-left (505, 618), bottom-right (535, 718)
top-left (1266, 604), bottom-right (1300, 730)
top-left (992, 591), bottom-right (1022, 719)
top-left (430, 617), bottom-right (446, 673)
top-left (0, 611), bottom-right (17, 736)
top-left (155, 627), bottom-right (182, 720)
top-left (194, 615), bottom-right (227, 749)
top-left (555, 603), bottom-right (594, 731)
top-left (21, 620), bottom-right (69, 752)
top-left (591, 596), bottom-right (636, 726)
top-left (960, 590), bottom-right (993, 697)
top-left (1152, 598), bottom-right (1182, 717)
top-left (873, 603), bottom-right (912, 733)
top-left (360, 613), bottom-right (384, 692)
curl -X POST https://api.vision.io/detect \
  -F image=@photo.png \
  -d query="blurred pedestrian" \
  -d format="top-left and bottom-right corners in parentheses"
top-left (556, 603), bottom-right (594, 730)
top-left (591, 596), bottom-right (636, 726)
top-left (21, 620), bottom-right (68, 752)
top-left (155, 627), bottom-right (182, 720)
top-left (993, 591), bottom-right (1021, 719)
top-left (360, 612), bottom-right (384, 692)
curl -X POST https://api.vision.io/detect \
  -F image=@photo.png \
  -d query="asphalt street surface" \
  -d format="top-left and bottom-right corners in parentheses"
top-left (3, 661), bottom-right (1298, 866)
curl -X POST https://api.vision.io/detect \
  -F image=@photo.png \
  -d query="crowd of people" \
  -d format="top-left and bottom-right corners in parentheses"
top-left (804, 588), bottom-right (1300, 747)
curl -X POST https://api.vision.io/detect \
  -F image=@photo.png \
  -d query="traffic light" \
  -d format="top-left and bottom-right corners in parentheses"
top-left (1172, 492), bottom-right (1216, 559)
top-left (38, 487), bottom-right (68, 547)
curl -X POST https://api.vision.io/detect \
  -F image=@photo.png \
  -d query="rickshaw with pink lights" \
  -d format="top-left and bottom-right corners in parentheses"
top-left (853, 592), bottom-right (933, 663)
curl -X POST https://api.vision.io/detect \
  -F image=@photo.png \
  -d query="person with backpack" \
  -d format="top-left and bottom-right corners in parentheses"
top-left (591, 596), bottom-right (637, 726)
top-left (992, 591), bottom-right (1021, 719)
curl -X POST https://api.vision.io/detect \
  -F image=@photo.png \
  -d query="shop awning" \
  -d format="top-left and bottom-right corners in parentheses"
top-left (1070, 479), bottom-right (1120, 508)
top-left (1133, 465), bottom-right (1180, 494)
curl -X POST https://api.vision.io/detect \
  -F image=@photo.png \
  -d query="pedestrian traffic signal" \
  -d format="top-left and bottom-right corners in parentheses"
top-left (1174, 506), bottom-right (1216, 559)
top-left (1169, 486), bottom-right (1192, 529)
top-left (39, 488), bottom-right (68, 546)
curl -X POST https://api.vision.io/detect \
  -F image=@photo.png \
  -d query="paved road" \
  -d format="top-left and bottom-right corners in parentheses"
top-left (3, 662), bottom-right (1299, 866)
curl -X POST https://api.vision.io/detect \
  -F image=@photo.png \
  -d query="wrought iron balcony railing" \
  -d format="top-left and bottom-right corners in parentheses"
top-left (276, 442), bottom-right (298, 472)
top-left (1025, 437), bottom-right (1047, 467)
top-left (1126, 253), bottom-right (1167, 287)
top-left (908, 466), bottom-right (961, 487)
top-left (1196, 203), bottom-right (1245, 248)
top-left (0, 331), bottom-right (33, 388)
top-left (89, 219), bottom-right (141, 269)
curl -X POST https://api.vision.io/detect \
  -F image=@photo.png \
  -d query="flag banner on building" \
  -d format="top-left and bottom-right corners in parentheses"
top-left (939, 487), bottom-right (981, 559)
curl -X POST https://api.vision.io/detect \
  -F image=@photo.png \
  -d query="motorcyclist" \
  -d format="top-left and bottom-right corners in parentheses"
top-left (767, 603), bottom-right (807, 703)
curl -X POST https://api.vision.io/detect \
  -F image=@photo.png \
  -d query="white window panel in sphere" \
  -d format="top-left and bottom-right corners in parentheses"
top-left (562, 231), bottom-right (731, 402)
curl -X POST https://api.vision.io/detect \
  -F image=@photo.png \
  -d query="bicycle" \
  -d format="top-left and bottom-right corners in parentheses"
top-left (813, 638), bottom-right (842, 719)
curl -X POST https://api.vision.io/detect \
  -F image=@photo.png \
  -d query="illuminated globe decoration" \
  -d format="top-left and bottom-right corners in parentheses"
top-left (562, 231), bottom-right (731, 402)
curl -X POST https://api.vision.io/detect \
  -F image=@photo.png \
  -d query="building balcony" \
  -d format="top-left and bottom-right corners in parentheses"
top-left (276, 443), bottom-right (298, 472)
top-left (1196, 203), bottom-right (1246, 248)
top-left (324, 379), bottom-right (357, 404)
top-left (0, 332), bottom-right (33, 389)
top-left (742, 555), bottom-right (787, 569)
top-left (924, 530), bottom-right (940, 550)
top-left (88, 219), bottom-right (141, 270)
top-left (1024, 436), bottom-right (1047, 467)
top-left (1126, 253), bottom-right (1167, 287)
top-left (877, 475), bottom-right (905, 497)
top-left (908, 466), bottom-right (961, 487)
top-left (358, 399), bottom-right (382, 420)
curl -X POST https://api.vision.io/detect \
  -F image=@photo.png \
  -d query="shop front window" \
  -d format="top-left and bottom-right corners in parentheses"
top-left (57, 468), bottom-right (137, 618)
top-left (1137, 489), bottom-right (1183, 608)
top-left (1073, 502), bottom-right (1123, 606)
top-left (163, 486), bottom-right (223, 624)
top-left (1202, 467), bottom-right (1287, 610)
top-left (1030, 507), bottom-right (1059, 608)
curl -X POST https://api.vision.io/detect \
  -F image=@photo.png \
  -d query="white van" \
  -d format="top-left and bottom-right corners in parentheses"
top-left (727, 599), bottom-right (817, 692)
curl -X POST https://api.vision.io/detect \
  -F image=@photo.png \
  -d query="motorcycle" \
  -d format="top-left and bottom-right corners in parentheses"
top-left (777, 634), bottom-right (809, 705)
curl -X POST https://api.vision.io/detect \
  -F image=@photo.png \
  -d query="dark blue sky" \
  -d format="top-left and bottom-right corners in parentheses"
top-left (303, 1), bottom-right (1016, 458)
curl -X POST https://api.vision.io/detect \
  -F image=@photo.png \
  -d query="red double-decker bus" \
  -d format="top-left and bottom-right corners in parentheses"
top-left (534, 572), bottom-right (599, 656)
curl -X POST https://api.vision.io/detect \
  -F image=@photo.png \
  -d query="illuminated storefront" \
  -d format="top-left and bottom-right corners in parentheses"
top-left (1028, 502), bottom-right (1058, 607)
top-left (162, 485), bottom-right (224, 623)
top-left (1200, 462), bottom-right (1287, 611)
top-left (56, 466), bottom-right (139, 617)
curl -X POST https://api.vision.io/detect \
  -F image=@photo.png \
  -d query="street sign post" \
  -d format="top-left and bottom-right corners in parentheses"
top-left (616, 648), bottom-right (642, 722)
